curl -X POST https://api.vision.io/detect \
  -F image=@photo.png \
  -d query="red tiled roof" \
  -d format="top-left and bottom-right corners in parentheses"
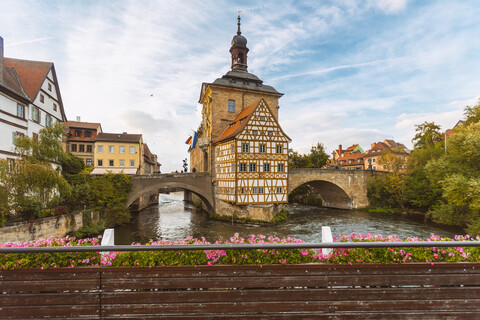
top-left (0, 64), bottom-right (30, 102)
top-left (4, 58), bottom-right (52, 101)
top-left (214, 98), bottom-right (261, 143)
top-left (65, 121), bottom-right (102, 131)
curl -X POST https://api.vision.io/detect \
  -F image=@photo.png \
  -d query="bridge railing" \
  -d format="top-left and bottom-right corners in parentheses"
top-left (2, 234), bottom-right (480, 319)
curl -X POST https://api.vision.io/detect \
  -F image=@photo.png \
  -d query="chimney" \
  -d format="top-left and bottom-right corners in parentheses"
top-left (338, 144), bottom-right (342, 153)
top-left (371, 143), bottom-right (376, 149)
top-left (0, 36), bottom-right (4, 62)
top-left (76, 116), bottom-right (81, 122)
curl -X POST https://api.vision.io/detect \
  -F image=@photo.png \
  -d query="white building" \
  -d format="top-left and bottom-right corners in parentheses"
top-left (0, 36), bottom-right (66, 162)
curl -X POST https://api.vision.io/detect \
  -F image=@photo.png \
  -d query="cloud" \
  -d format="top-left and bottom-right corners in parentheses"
top-left (374, 0), bottom-right (408, 14)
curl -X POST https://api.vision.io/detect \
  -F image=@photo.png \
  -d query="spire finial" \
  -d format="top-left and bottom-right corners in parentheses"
top-left (237, 11), bottom-right (242, 35)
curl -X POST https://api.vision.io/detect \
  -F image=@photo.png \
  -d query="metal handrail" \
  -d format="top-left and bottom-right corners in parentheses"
top-left (1, 241), bottom-right (480, 254)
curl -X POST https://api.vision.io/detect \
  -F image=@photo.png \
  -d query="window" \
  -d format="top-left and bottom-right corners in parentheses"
top-left (240, 187), bottom-right (245, 194)
top-left (85, 130), bottom-right (91, 138)
top-left (109, 160), bottom-right (114, 167)
top-left (119, 160), bottom-right (125, 167)
top-left (250, 163), bottom-right (256, 172)
top-left (75, 130), bottom-right (81, 137)
top-left (32, 133), bottom-right (38, 141)
top-left (268, 131), bottom-right (273, 136)
top-left (242, 143), bottom-right (249, 153)
top-left (231, 144), bottom-right (235, 153)
top-left (383, 165), bottom-right (387, 170)
top-left (87, 145), bottom-right (93, 153)
top-left (264, 163), bottom-right (270, 172)
top-left (97, 145), bottom-right (103, 153)
top-left (32, 107), bottom-right (40, 122)
top-left (7, 158), bottom-right (15, 172)
top-left (39, 94), bottom-right (44, 103)
top-left (48, 83), bottom-right (52, 91)
top-left (119, 146), bottom-right (125, 154)
top-left (12, 132), bottom-right (24, 145)
top-left (276, 145), bottom-right (282, 154)
top-left (86, 159), bottom-right (93, 166)
top-left (259, 187), bottom-right (264, 194)
top-left (228, 100), bottom-right (235, 113)
top-left (377, 149), bottom-right (381, 152)
top-left (372, 165), bottom-right (377, 170)
top-left (240, 163), bottom-right (247, 172)
top-left (372, 158), bottom-right (376, 163)
top-left (97, 159), bottom-right (103, 167)
top-left (231, 164), bottom-right (235, 172)
top-left (260, 116), bottom-right (265, 121)
top-left (17, 104), bottom-right (24, 118)
top-left (253, 130), bottom-right (257, 135)
top-left (259, 144), bottom-right (266, 153)
top-left (231, 188), bottom-right (235, 195)
top-left (109, 145), bottom-right (114, 153)
top-left (45, 114), bottom-right (52, 127)
top-left (53, 103), bottom-right (57, 111)
top-left (130, 146), bottom-right (135, 153)
top-left (278, 164), bottom-right (284, 172)
top-left (216, 148), bottom-right (220, 156)
top-left (79, 144), bottom-right (85, 152)
top-left (252, 187), bottom-right (257, 194)
top-left (130, 160), bottom-right (135, 167)
top-left (71, 144), bottom-right (77, 152)
top-left (276, 187), bottom-right (283, 194)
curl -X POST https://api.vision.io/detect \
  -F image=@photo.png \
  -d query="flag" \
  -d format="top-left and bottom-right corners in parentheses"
top-left (192, 131), bottom-right (198, 149)
top-left (185, 136), bottom-right (192, 145)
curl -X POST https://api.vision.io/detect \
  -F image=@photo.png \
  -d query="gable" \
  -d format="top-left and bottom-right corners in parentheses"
top-left (236, 99), bottom-right (291, 143)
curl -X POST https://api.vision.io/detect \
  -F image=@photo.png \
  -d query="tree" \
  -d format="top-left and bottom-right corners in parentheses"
top-left (309, 143), bottom-right (329, 168)
top-left (464, 99), bottom-right (480, 126)
top-left (15, 122), bottom-right (65, 164)
top-left (412, 121), bottom-right (442, 149)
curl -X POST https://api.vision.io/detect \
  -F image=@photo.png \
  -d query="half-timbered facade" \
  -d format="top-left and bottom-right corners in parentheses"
top-left (215, 98), bottom-right (290, 205)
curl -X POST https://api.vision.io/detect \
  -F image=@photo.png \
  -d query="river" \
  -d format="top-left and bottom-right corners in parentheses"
top-left (115, 192), bottom-right (463, 245)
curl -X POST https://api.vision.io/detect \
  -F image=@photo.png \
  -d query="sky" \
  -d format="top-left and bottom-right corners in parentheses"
top-left (1, 0), bottom-right (480, 172)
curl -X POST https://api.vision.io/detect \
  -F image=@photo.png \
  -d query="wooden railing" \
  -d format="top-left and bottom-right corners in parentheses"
top-left (1, 263), bottom-right (480, 319)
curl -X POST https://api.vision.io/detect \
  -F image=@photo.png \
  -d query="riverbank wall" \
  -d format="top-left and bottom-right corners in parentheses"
top-left (0, 211), bottom-right (100, 243)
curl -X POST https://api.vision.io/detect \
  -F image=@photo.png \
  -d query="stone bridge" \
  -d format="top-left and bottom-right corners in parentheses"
top-left (128, 169), bottom-right (380, 212)
top-left (128, 173), bottom-right (214, 211)
top-left (289, 168), bottom-right (381, 209)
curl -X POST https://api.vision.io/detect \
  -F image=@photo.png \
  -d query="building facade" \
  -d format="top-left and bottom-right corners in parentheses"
top-left (190, 17), bottom-right (290, 220)
top-left (363, 139), bottom-right (409, 171)
top-left (91, 133), bottom-right (144, 175)
top-left (214, 98), bottom-right (290, 205)
top-left (64, 120), bottom-right (102, 166)
top-left (0, 36), bottom-right (66, 161)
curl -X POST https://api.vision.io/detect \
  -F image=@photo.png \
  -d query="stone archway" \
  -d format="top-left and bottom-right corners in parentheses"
top-left (289, 180), bottom-right (353, 209)
top-left (128, 173), bottom-right (214, 212)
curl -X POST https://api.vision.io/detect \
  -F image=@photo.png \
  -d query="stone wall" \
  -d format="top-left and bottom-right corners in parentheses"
top-left (215, 199), bottom-right (281, 222)
top-left (0, 211), bottom-right (100, 243)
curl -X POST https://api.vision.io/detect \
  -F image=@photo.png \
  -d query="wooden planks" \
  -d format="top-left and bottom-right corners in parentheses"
top-left (1, 263), bottom-right (479, 319)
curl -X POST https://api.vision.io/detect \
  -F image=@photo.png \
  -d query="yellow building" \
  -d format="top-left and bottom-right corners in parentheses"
top-left (91, 132), bottom-right (144, 175)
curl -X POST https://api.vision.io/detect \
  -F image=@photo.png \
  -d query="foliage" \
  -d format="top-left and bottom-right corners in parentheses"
top-left (60, 152), bottom-right (85, 175)
top-left (271, 208), bottom-right (289, 223)
top-left (288, 143), bottom-right (329, 168)
top-left (1, 233), bottom-right (479, 269)
top-left (88, 173), bottom-right (132, 226)
top-left (464, 99), bottom-right (480, 126)
top-left (14, 122), bottom-right (65, 164)
top-left (412, 121), bottom-right (442, 149)
top-left (0, 159), bottom-right (71, 220)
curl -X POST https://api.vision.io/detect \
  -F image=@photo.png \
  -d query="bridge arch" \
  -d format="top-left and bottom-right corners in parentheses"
top-left (128, 173), bottom-right (215, 212)
top-left (288, 169), bottom-right (375, 209)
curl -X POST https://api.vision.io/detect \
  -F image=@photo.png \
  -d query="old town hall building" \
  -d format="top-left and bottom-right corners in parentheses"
top-left (190, 16), bottom-right (290, 220)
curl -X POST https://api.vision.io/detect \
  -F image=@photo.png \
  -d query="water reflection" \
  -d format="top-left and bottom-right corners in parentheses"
top-left (115, 192), bottom-right (463, 245)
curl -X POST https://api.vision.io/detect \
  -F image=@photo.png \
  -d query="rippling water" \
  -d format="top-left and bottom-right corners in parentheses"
top-left (115, 192), bottom-right (463, 245)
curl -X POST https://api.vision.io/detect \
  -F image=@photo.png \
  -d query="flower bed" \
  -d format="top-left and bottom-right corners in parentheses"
top-left (1, 233), bottom-right (479, 269)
